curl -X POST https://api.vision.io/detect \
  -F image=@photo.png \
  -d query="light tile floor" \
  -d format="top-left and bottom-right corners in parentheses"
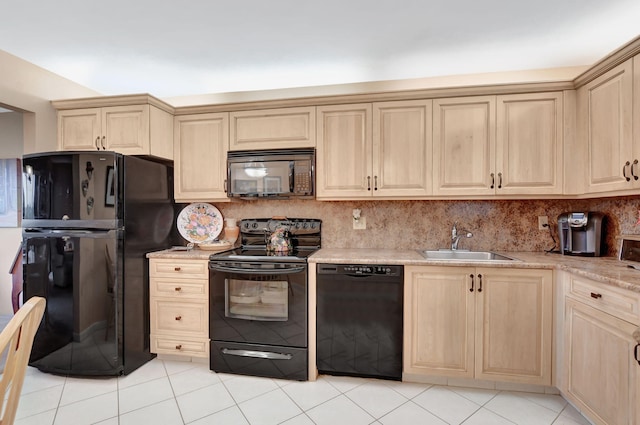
top-left (14, 358), bottom-right (593, 425)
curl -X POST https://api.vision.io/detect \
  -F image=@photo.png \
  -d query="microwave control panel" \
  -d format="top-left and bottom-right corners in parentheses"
top-left (294, 160), bottom-right (313, 194)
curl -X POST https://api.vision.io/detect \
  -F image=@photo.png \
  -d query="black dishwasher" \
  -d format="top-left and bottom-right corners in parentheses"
top-left (316, 264), bottom-right (403, 380)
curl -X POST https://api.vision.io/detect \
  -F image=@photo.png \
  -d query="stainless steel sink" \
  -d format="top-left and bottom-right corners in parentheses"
top-left (420, 250), bottom-right (518, 261)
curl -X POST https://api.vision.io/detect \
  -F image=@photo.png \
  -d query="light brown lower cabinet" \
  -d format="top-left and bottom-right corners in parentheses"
top-left (149, 258), bottom-right (209, 358)
top-left (404, 266), bottom-right (553, 385)
top-left (564, 274), bottom-right (640, 425)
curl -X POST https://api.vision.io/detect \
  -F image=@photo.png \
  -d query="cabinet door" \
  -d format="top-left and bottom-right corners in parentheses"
top-left (229, 106), bottom-right (315, 150)
top-left (316, 104), bottom-right (372, 199)
top-left (475, 268), bottom-right (552, 385)
top-left (633, 55), bottom-right (640, 185)
top-left (565, 298), bottom-right (639, 425)
top-left (433, 96), bottom-right (496, 196)
top-left (373, 100), bottom-right (432, 197)
top-left (174, 113), bottom-right (229, 202)
top-left (102, 105), bottom-right (149, 154)
top-left (57, 108), bottom-right (102, 150)
top-left (404, 266), bottom-right (475, 378)
top-left (496, 93), bottom-right (563, 195)
top-left (580, 60), bottom-right (633, 193)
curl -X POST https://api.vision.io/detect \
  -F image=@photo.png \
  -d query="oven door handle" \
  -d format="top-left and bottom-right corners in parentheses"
top-left (209, 264), bottom-right (306, 275)
top-left (221, 348), bottom-right (293, 360)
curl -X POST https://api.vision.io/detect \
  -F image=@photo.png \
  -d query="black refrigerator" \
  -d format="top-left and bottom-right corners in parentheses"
top-left (22, 151), bottom-right (178, 376)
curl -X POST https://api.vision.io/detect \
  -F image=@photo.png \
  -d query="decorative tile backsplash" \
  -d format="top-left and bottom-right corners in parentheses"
top-left (212, 196), bottom-right (640, 255)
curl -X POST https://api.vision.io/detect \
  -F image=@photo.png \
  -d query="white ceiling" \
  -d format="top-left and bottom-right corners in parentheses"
top-left (2, 0), bottom-right (640, 103)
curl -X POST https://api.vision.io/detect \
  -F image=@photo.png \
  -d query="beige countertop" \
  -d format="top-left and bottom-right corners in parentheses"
top-left (146, 247), bottom-right (640, 293)
top-left (146, 248), bottom-right (215, 260)
top-left (309, 249), bottom-right (640, 293)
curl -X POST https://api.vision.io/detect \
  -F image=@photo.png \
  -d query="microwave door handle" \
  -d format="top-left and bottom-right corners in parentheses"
top-left (289, 161), bottom-right (295, 193)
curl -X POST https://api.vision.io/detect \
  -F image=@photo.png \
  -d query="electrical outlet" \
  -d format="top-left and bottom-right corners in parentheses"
top-left (538, 215), bottom-right (549, 230)
top-left (353, 216), bottom-right (367, 230)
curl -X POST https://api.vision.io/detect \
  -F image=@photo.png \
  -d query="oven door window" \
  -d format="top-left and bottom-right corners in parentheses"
top-left (226, 278), bottom-right (288, 321)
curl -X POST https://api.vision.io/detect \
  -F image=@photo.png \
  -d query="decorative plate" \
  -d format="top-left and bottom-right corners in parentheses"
top-left (198, 240), bottom-right (233, 251)
top-left (177, 203), bottom-right (223, 244)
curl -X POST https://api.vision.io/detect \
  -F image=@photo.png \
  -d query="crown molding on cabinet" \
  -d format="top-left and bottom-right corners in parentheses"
top-left (173, 81), bottom-right (575, 115)
top-left (573, 34), bottom-right (640, 87)
top-left (51, 93), bottom-right (175, 114)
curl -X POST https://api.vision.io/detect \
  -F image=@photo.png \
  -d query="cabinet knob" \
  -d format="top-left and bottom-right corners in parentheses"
top-left (175, 316), bottom-right (182, 321)
top-left (174, 287), bottom-right (182, 292)
top-left (590, 292), bottom-right (602, 299)
top-left (174, 267), bottom-right (181, 271)
top-left (175, 344), bottom-right (183, 350)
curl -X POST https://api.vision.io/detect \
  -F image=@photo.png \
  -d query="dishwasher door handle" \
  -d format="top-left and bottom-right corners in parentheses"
top-left (221, 348), bottom-right (293, 360)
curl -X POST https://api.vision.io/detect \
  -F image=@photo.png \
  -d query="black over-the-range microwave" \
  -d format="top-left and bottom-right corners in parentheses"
top-left (227, 148), bottom-right (315, 199)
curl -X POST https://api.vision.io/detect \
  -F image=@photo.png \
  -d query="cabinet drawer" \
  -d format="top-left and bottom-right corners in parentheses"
top-left (151, 335), bottom-right (209, 358)
top-left (567, 275), bottom-right (640, 325)
top-left (151, 299), bottom-right (207, 335)
top-left (149, 259), bottom-right (208, 279)
top-left (150, 278), bottom-right (208, 299)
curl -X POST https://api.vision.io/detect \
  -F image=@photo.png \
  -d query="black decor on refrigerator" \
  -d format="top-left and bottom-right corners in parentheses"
top-left (22, 151), bottom-right (178, 376)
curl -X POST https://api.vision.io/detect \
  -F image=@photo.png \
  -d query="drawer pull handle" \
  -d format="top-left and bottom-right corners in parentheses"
top-left (469, 274), bottom-right (475, 292)
top-left (175, 316), bottom-right (182, 321)
top-left (477, 274), bottom-right (483, 292)
top-left (635, 344), bottom-right (640, 366)
top-left (174, 267), bottom-right (181, 271)
top-left (590, 292), bottom-right (602, 299)
top-left (174, 287), bottom-right (182, 292)
top-left (175, 344), bottom-right (182, 350)
top-left (624, 161), bottom-right (631, 182)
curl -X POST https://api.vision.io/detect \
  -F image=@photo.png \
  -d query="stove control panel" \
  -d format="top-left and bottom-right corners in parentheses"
top-left (241, 218), bottom-right (321, 235)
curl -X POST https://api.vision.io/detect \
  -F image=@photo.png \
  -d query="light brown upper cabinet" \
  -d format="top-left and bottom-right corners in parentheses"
top-left (433, 93), bottom-right (563, 196)
top-left (433, 96), bottom-right (496, 196)
top-left (578, 59), bottom-right (634, 193)
top-left (316, 100), bottom-right (432, 199)
top-left (57, 104), bottom-right (173, 160)
top-left (229, 107), bottom-right (315, 151)
top-left (174, 113), bottom-right (229, 202)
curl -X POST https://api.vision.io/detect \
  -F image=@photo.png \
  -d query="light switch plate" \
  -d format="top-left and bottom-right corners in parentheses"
top-left (353, 216), bottom-right (367, 230)
top-left (538, 215), bottom-right (549, 230)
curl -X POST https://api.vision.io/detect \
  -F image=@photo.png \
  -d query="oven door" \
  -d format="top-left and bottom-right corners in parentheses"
top-left (209, 261), bottom-right (307, 348)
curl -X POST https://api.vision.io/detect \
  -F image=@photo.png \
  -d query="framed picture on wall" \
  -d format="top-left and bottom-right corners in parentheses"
top-left (0, 158), bottom-right (21, 227)
top-left (105, 166), bottom-right (115, 207)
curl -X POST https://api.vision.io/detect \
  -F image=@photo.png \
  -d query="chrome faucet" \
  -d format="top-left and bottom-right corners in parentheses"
top-left (451, 222), bottom-right (473, 250)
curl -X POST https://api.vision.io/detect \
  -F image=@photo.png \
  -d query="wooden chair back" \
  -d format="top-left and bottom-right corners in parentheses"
top-left (0, 296), bottom-right (46, 425)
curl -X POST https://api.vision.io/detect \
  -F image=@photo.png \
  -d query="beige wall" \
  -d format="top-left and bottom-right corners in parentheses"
top-left (0, 111), bottom-right (24, 314)
top-left (0, 49), bottom-right (99, 154)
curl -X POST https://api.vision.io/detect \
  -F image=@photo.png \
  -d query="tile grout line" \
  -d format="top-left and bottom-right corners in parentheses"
top-left (160, 359), bottom-right (187, 425)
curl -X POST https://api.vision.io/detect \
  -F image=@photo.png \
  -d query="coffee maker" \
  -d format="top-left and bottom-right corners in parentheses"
top-left (557, 212), bottom-right (605, 256)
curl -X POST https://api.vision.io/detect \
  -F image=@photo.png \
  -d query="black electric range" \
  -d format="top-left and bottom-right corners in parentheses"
top-left (208, 218), bottom-right (321, 381)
